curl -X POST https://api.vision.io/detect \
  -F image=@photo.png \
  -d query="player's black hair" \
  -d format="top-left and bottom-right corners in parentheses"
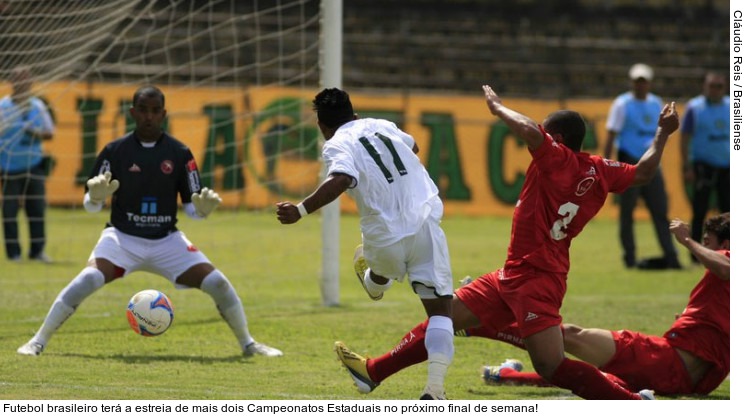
top-left (704, 212), bottom-right (729, 243)
top-left (313, 88), bottom-right (354, 129)
top-left (543, 110), bottom-right (586, 152)
top-left (133, 85), bottom-right (165, 107)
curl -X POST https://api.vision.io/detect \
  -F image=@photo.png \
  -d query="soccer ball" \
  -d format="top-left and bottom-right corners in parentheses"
top-left (126, 289), bottom-right (174, 336)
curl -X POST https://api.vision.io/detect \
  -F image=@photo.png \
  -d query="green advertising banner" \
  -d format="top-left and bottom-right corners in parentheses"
top-left (2, 82), bottom-right (692, 220)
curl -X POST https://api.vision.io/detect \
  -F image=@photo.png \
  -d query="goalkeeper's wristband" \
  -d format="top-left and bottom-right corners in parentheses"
top-left (297, 202), bottom-right (308, 218)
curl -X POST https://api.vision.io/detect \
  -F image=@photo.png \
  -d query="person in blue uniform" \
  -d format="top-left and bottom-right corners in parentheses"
top-left (0, 66), bottom-right (55, 262)
top-left (680, 72), bottom-right (729, 262)
top-left (604, 63), bottom-right (681, 270)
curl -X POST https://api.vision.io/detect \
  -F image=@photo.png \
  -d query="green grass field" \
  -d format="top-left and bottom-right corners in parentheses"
top-left (0, 208), bottom-right (729, 400)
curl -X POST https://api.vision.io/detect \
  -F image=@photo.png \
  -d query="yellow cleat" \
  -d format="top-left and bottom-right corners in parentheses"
top-left (334, 341), bottom-right (379, 393)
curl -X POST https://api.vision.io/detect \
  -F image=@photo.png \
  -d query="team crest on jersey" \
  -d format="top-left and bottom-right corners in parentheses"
top-left (161, 160), bottom-right (174, 174)
top-left (575, 177), bottom-right (595, 196)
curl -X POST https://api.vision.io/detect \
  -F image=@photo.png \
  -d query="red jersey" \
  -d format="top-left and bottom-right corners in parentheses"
top-left (664, 249), bottom-right (730, 394)
top-left (505, 128), bottom-right (636, 273)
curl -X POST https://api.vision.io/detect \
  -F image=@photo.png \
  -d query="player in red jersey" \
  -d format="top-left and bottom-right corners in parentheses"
top-left (480, 213), bottom-right (729, 396)
top-left (334, 85), bottom-right (679, 400)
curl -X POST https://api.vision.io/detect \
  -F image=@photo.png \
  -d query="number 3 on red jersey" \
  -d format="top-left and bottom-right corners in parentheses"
top-left (550, 202), bottom-right (579, 240)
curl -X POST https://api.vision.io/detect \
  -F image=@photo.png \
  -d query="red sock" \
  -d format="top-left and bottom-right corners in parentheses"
top-left (603, 372), bottom-right (633, 391)
top-left (549, 357), bottom-right (641, 400)
top-left (496, 367), bottom-right (630, 390)
top-left (497, 368), bottom-right (553, 387)
top-left (367, 320), bottom-right (429, 383)
top-left (464, 322), bottom-right (526, 350)
top-left (465, 323), bottom-right (568, 351)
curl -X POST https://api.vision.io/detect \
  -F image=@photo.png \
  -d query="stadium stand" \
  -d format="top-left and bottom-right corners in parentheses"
top-left (2, 0), bottom-right (727, 100)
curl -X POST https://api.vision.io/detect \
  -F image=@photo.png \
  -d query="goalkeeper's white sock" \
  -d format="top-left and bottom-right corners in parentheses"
top-left (200, 269), bottom-right (254, 348)
top-left (424, 315), bottom-right (454, 393)
top-left (34, 267), bottom-right (105, 345)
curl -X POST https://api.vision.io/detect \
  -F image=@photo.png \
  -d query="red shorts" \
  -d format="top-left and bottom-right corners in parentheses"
top-left (456, 265), bottom-right (566, 337)
top-left (602, 330), bottom-right (694, 395)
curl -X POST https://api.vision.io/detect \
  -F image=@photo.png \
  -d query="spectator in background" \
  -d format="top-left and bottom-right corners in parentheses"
top-left (0, 65), bottom-right (54, 262)
top-left (604, 63), bottom-right (681, 270)
top-left (680, 72), bottom-right (729, 263)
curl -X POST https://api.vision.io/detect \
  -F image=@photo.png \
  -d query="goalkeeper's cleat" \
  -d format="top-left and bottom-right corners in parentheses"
top-left (243, 342), bottom-right (283, 357)
top-left (17, 340), bottom-right (45, 356)
top-left (353, 245), bottom-right (383, 301)
top-left (334, 341), bottom-right (379, 394)
top-left (419, 385), bottom-right (446, 400)
top-left (481, 359), bottom-right (524, 385)
top-left (638, 389), bottom-right (655, 400)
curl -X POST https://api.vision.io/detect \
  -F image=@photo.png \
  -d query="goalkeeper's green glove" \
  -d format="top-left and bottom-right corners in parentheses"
top-left (191, 187), bottom-right (222, 218)
top-left (86, 171), bottom-right (120, 204)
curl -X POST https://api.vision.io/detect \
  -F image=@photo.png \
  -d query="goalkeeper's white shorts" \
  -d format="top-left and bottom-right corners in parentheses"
top-left (89, 227), bottom-right (211, 287)
top-left (361, 217), bottom-right (453, 299)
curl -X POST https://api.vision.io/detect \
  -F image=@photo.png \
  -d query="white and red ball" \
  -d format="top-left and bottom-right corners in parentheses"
top-left (126, 289), bottom-right (174, 336)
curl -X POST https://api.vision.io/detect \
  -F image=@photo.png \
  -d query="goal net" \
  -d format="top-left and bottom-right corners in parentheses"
top-left (1, 0), bottom-right (343, 304)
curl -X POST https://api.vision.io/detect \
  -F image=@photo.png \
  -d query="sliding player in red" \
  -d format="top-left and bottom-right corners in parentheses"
top-left (479, 214), bottom-right (729, 396)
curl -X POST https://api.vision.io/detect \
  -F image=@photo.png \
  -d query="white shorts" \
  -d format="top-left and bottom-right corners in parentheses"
top-left (89, 227), bottom-right (211, 286)
top-left (362, 216), bottom-right (453, 299)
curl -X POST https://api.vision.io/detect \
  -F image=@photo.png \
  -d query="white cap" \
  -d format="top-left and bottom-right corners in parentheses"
top-left (629, 63), bottom-right (653, 81)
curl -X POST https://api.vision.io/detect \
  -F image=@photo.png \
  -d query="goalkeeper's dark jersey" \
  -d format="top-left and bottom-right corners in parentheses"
top-left (88, 132), bottom-right (202, 239)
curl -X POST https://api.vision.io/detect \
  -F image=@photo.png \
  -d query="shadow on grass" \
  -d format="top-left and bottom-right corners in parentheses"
top-left (467, 386), bottom-right (730, 400)
top-left (54, 352), bottom-right (249, 364)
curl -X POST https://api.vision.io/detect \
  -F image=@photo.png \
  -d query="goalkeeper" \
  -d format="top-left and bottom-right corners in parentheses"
top-left (17, 85), bottom-right (282, 358)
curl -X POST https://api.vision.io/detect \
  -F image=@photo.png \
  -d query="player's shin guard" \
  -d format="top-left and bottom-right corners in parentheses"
top-left (424, 315), bottom-right (454, 393)
top-left (200, 269), bottom-right (254, 347)
top-left (549, 357), bottom-right (641, 400)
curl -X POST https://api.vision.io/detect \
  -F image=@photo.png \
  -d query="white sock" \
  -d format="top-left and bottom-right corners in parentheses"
top-left (363, 268), bottom-right (392, 297)
top-left (33, 301), bottom-right (75, 346)
top-left (34, 267), bottom-right (105, 345)
top-left (200, 269), bottom-right (254, 348)
top-left (424, 315), bottom-right (454, 391)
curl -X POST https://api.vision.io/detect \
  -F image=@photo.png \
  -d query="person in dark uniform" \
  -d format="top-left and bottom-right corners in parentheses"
top-left (17, 85), bottom-right (281, 358)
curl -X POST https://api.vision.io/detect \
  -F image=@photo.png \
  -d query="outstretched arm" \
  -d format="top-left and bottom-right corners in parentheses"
top-left (276, 173), bottom-right (353, 224)
top-left (632, 102), bottom-right (679, 186)
top-left (670, 219), bottom-right (730, 281)
top-left (604, 130), bottom-right (617, 159)
top-left (482, 85), bottom-right (544, 150)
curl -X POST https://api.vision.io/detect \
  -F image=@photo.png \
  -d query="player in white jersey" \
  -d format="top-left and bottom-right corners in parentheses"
top-left (276, 88), bottom-right (454, 400)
